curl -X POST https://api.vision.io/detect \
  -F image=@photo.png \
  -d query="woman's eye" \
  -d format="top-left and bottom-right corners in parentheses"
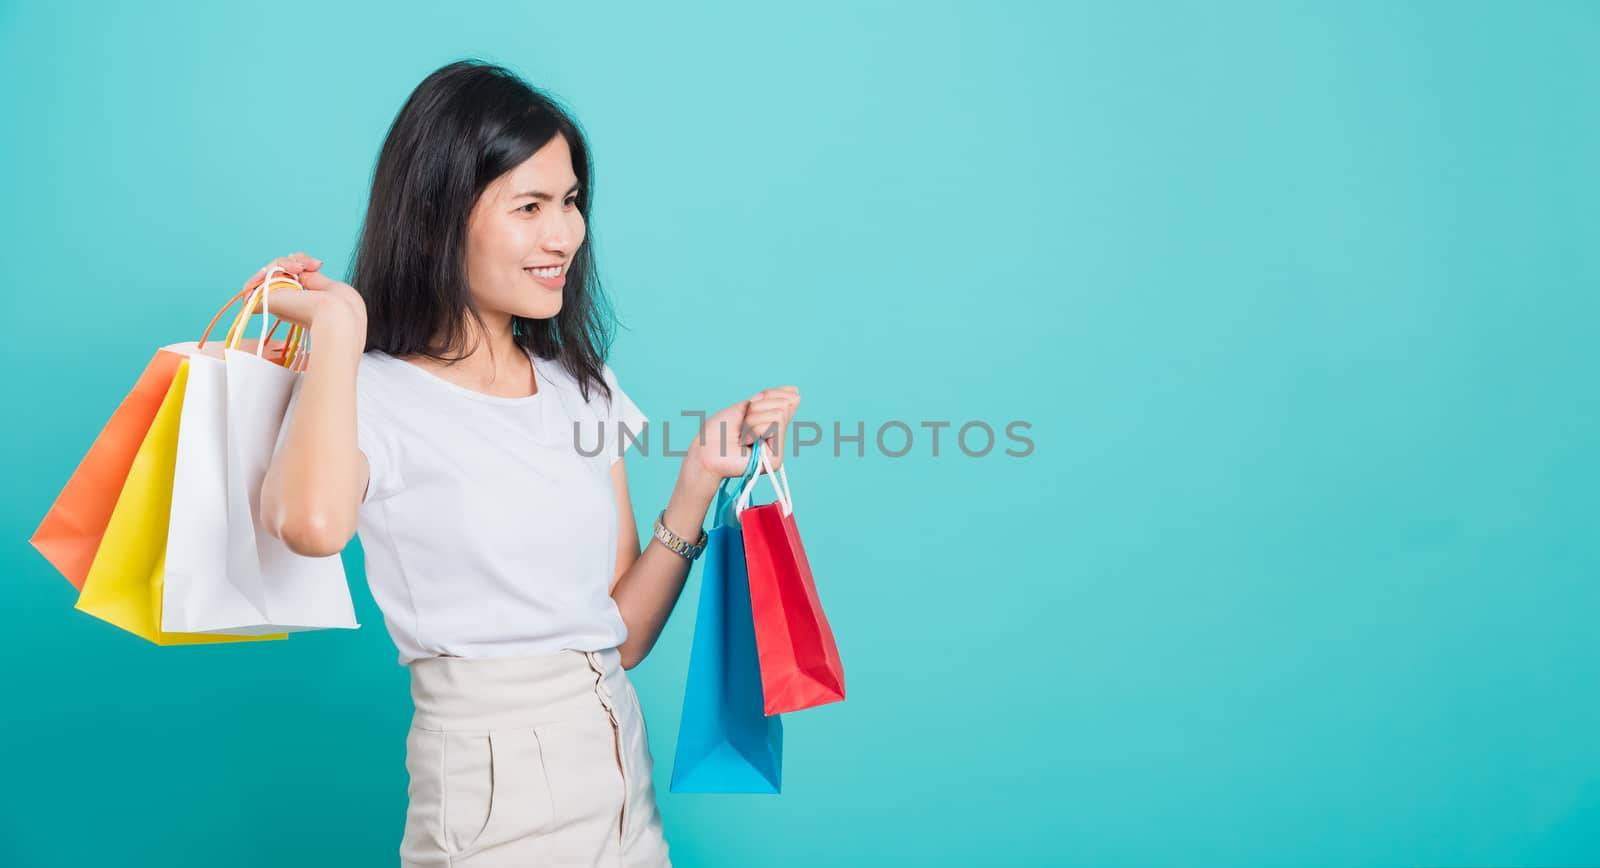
top-left (521, 197), bottom-right (576, 213)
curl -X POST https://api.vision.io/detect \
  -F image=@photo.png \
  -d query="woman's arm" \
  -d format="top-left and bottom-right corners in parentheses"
top-left (608, 460), bottom-right (722, 669)
top-left (609, 386), bottom-right (801, 669)
top-left (251, 254), bottom-right (372, 558)
top-left (259, 314), bottom-right (369, 557)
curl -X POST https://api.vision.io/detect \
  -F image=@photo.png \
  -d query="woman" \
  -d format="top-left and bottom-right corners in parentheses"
top-left (249, 59), bottom-right (800, 867)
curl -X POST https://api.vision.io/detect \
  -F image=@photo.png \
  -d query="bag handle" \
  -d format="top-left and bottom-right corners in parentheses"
top-left (734, 439), bottom-right (793, 519)
top-left (711, 445), bottom-right (762, 528)
top-left (227, 267), bottom-right (296, 356)
top-left (197, 286), bottom-right (256, 350)
top-left (193, 273), bottom-right (315, 371)
top-left (272, 319), bottom-right (308, 370)
top-left (213, 266), bottom-right (306, 367)
top-left (290, 330), bottom-right (311, 372)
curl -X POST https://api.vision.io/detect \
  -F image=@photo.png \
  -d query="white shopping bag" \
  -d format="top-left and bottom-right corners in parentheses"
top-left (169, 268), bottom-right (359, 634)
top-left (161, 335), bottom-right (292, 634)
top-left (161, 338), bottom-right (242, 634)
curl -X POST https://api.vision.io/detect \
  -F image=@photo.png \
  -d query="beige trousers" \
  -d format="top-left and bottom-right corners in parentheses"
top-left (400, 647), bottom-right (672, 867)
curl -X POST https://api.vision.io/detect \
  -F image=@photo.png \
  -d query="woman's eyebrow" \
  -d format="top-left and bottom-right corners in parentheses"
top-left (512, 182), bottom-right (582, 202)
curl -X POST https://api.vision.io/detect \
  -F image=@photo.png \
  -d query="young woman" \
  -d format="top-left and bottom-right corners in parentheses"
top-left (248, 60), bottom-right (800, 867)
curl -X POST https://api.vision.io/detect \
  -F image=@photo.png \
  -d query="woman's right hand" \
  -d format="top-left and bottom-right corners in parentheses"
top-left (240, 252), bottom-right (367, 332)
top-left (687, 386), bottom-right (802, 481)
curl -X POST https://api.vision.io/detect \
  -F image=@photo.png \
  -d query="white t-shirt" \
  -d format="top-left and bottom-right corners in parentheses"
top-left (283, 344), bottom-right (649, 665)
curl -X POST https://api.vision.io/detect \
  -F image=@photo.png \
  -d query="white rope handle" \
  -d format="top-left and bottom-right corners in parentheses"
top-left (228, 268), bottom-right (271, 354)
top-left (229, 265), bottom-right (302, 358)
top-left (734, 439), bottom-right (793, 518)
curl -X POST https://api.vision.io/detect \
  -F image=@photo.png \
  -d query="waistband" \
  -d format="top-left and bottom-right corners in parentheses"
top-left (407, 647), bottom-right (626, 732)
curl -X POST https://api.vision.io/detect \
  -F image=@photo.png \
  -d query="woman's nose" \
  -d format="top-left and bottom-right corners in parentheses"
top-left (541, 234), bottom-right (571, 258)
top-left (543, 215), bottom-right (583, 256)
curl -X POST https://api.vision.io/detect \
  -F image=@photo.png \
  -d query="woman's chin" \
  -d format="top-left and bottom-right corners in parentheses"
top-left (515, 299), bottom-right (563, 321)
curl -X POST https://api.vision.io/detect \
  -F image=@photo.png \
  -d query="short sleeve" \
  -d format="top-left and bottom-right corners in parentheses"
top-left (600, 362), bottom-right (649, 465)
top-left (355, 362), bottom-right (405, 503)
top-left (276, 360), bottom-right (404, 506)
top-left (357, 419), bottom-right (401, 503)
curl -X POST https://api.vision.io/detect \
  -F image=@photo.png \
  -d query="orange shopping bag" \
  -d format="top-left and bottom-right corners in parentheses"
top-left (30, 278), bottom-right (304, 591)
top-left (30, 349), bottom-right (186, 590)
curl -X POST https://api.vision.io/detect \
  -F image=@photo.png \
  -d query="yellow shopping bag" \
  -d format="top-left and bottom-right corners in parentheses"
top-left (74, 358), bottom-right (287, 645)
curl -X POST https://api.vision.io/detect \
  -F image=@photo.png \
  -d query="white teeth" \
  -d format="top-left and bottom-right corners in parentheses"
top-left (526, 265), bottom-right (563, 279)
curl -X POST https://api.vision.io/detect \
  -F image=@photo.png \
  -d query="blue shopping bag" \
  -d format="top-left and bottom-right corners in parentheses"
top-left (670, 450), bottom-right (783, 794)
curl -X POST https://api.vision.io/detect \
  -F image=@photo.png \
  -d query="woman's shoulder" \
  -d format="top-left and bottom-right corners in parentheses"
top-left (357, 348), bottom-right (401, 377)
top-left (352, 349), bottom-right (410, 406)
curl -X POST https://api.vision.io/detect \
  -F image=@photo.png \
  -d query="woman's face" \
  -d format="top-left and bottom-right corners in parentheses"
top-left (464, 132), bottom-right (586, 324)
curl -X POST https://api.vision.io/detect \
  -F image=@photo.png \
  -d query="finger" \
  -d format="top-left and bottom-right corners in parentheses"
top-left (267, 256), bottom-right (316, 279)
top-left (751, 387), bottom-right (799, 408)
top-left (742, 409), bottom-right (785, 428)
top-left (297, 269), bottom-right (333, 291)
top-left (749, 398), bottom-right (798, 423)
top-left (260, 278), bottom-right (302, 299)
top-left (240, 258), bottom-right (307, 299)
top-left (740, 415), bottom-right (785, 444)
top-left (746, 397), bottom-right (792, 414)
top-left (738, 418), bottom-right (769, 445)
top-left (262, 265), bottom-right (314, 297)
top-left (250, 264), bottom-right (302, 298)
top-left (765, 386), bottom-right (800, 405)
top-left (243, 276), bottom-right (307, 313)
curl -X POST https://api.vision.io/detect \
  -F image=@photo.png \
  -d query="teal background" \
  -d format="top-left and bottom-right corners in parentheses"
top-left (2, 1), bottom-right (1596, 865)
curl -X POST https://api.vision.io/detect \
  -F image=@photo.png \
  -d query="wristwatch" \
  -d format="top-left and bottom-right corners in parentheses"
top-left (653, 510), bottom-right (708, 562)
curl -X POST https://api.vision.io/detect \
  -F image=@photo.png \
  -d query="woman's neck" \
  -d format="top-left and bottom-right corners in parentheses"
top-left (418, 312), bottom-right (537, 397)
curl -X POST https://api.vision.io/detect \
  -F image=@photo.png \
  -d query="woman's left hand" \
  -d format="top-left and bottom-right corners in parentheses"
top-left (689, 386), bottom-right (802, 480)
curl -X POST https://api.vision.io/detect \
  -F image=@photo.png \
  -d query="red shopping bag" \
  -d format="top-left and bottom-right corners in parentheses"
top-left (736, 442), bottom-right (845, 715)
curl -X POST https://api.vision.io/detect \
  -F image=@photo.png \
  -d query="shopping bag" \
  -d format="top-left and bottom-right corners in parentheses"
top-left (163, 275), bottom-right (308, 634)
top-left (160, 338), bottom-right (237, 633)
top-left (31, 348), bottom-right (186, 590)
top-left (670, 451), bottom-right (783, 794)
top-left (210, 269), bottom-right (357, 633)
top-left (73, 358), bottom-right (286, 646)
top-left (31, 279), bottom-right (301, 592)
top-left (736, 441), bottom-right (845, 715)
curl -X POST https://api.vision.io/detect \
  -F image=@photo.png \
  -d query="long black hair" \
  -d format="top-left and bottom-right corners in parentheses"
top-left (350, 58), bottom-right (618, 406)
